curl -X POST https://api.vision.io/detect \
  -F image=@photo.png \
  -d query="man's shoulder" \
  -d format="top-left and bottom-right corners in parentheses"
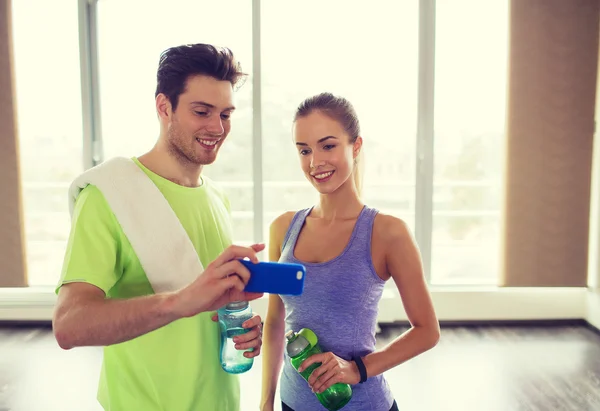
top-left (70, 184), bottom-right (125, 242)
top-left (201, 176), bottom-right (231, 206)
top-left (202, 175), bottom-right (224, 193)
top-left (73, 184), bottom-right (112, 214)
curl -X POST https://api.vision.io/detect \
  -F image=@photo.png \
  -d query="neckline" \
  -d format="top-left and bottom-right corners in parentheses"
top-left (132, 156), bottom-right (207, 194)
top-left (291, 205), bottom-right (367, 267)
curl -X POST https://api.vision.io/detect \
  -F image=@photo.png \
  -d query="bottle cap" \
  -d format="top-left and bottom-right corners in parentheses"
top-left (225, 301), bottom-right (249, 310)
top-left (285, 330), bottom-right (310, 357)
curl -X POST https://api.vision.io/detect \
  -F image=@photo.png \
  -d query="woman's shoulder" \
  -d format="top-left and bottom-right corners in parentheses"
top-left (269, 210), bottom-right (300, 240)
top-left (271, 210), bottom-right (297, 229)
top-left (372, 211), bottom-right (413, 243)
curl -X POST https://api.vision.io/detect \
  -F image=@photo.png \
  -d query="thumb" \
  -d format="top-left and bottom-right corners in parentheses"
top-left (243, 291), bottom-right (264, 301)
top-left (229, 290), bottom-right (264, 303)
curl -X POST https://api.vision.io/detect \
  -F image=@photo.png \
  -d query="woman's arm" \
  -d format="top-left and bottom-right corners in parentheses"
top-left (301, 215), bottom-right (440, 394)
top-left (260, 212), bottom-right (294, 410)
top-left (260, 295), bottom-right (286, 410)
top-left (360, 215), bottom-right (440, 377)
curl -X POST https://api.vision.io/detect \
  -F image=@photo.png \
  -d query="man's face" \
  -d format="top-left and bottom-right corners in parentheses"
top-left (163, 75), bottom-right (235, 165)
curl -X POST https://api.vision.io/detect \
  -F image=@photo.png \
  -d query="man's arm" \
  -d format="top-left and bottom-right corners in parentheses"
top-left (53, 244), bottom-right (265, 350)
top-left (53, 283), bottom-right (179, 349)
top-left (54, 183), bottom-right (265, 349)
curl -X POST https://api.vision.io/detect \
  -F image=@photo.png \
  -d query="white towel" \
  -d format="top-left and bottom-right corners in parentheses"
top-left (68, 157), bottom-right (204, 293)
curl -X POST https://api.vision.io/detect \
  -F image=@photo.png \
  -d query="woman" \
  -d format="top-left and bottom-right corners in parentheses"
top-left (260, 92), bottom-right (440, 411)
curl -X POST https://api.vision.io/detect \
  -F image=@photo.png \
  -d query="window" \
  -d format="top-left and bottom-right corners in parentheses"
top-left (261, 0), bottom-right (419, 242)
top-left (12, 0), bottom-right (83, 286)
top-left (12, 1), bottom-right (509, 287)
top-left (96, 0), bottom-right (254, 243)
top-left (430, 0), bottom-right (508, 285)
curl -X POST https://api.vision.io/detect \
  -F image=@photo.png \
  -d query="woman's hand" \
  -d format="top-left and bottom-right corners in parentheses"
top-left (298, 352), bottom-right (361, 393)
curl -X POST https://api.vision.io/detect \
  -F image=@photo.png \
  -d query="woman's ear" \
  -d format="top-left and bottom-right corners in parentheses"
top-left (353, 136), bottom-right (363, 159)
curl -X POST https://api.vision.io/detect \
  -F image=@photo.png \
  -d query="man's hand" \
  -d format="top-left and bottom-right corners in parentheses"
top-left (212, 313), bottom-right (263, 358)
top-left (173, 244), bottom-right (265, 317)
top-left (298, 352), bottom-right (361, 393)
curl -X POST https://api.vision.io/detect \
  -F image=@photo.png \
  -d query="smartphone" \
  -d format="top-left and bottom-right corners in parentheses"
top-left (241, 260), bottom-right (306, 296)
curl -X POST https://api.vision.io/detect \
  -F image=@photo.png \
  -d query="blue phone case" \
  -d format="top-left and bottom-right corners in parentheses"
top-left (241, 260), bottom-right (306, 296)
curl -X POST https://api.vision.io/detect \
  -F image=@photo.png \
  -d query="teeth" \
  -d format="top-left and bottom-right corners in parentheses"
top-left (197, 138), bottom-right (219, 146)
top-left (314, 171), bottom-right (333, 179)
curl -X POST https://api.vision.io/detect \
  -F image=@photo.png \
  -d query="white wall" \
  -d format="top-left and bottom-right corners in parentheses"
top-left (587, 40), bottom-right (600, 331)
top-left (588, 152), bottom-right (600, 328)
top-left (589, 290), bottom-right (600, 329)
top-left (0, 287), bottom-right (588, 323)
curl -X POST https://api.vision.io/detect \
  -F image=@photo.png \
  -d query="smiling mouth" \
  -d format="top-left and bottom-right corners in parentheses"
top-left (196, 138), bottom-right (221, 150)
top-left (311, 170), bottom-right (334, 182)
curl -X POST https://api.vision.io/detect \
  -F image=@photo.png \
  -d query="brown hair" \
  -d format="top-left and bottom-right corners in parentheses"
top-left (155, 43), bottom-right (247, 111)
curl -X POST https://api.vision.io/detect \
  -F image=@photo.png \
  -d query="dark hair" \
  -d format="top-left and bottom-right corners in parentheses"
top-left (155, 43), bottom-right (246, 111)
top-left (294, 92), bottom-right (363, 195)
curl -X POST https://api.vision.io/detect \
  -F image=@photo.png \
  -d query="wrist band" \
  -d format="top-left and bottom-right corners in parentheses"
top-left (353, 356), bottom-right (368, 383)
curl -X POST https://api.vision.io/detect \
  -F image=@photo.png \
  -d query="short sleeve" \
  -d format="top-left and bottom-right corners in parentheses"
top-left (56, 185), bottom-right (123, 295)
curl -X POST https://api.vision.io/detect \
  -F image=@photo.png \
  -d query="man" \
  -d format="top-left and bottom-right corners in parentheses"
top-left (53, 43), bottom-right (263, 410)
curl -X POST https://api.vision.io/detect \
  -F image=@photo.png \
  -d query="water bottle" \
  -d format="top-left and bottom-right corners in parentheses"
top-left (218, 301), bottom-right (254, 374)
top-left (285, 328), bottom-right (353, 411)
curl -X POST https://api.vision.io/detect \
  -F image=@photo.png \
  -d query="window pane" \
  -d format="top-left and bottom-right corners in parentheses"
top-left (96, 0), bottom-right (253, 238)
top-left (262, 0), bottom-right (419, 242)
top-left (219, 182), bottom-right (254, 243)
top-left (431, 0), bottom-right (508, 285)
top-left (12, 0), bottom-right (83, 286)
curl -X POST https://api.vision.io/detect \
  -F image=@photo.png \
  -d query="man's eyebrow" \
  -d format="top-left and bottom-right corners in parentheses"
top-left (190, 101), bottom-right (236, 111)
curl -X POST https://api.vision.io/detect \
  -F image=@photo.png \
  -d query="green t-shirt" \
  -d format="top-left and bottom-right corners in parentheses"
top-left (57, 157), bottom-right (240, 410)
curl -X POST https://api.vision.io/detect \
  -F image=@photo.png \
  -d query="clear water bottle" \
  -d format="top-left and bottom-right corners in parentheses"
top-left (218, 301), bottom-right (254, 374)
top-left (285, 328), bottom-right (353, 411)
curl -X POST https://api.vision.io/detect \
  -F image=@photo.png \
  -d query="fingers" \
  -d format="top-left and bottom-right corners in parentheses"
top-left (212, 263), bottom-right (265, 304)
top-left (244, 345), bottom-right (261, 358)
top-left (250, 243), bottom-right (266, 253)
top-left (241, 291), bottom-right (264, 302)
top-left (234, 331), bottom-right (260, 348)
top-left (234, 331), bottom-right (261, 351)
top-left (211, 314), bottom-right (218, 322)
top-left (215, 260), bottom-right (251, 283)
top-left (242, 314), bottom-right (262, 329)
top-left (232, 329), bottom-right (262, 358)
top-left (213, 244), bottom-right (264, 266)
top-left (299, 353), bottom-right (327, 373)
top-left (307, 357), bottom-right (332, 386)
top-left (312, 367), bottom-right (340, 394)
top-left (234, 316), bottom-right (263, 349)
top-left (227, 290), bottom-right (264, 303)
top-left (218, 274), bottom-right (246, 294)
top-left (234, 324), bottom-right (262, 345)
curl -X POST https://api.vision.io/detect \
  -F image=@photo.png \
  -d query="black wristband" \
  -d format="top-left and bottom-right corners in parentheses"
top-left (353, 356), bottom-right (368, 383)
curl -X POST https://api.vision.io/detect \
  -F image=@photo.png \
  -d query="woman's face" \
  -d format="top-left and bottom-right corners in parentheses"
top-left (293, 111), bottom-right (359, 195)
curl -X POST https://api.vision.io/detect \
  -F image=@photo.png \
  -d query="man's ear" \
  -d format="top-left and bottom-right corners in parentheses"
top-left (156, 93), bottom-right (172, 121)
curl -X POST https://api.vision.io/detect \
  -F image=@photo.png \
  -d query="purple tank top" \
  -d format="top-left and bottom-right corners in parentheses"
top-left (278, 206), bottom-right (395, 411)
